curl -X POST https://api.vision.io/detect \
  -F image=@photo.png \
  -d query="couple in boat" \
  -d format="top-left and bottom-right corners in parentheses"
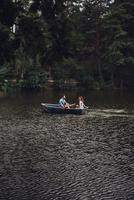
top-left (59, 95), bottom-right (88, 110)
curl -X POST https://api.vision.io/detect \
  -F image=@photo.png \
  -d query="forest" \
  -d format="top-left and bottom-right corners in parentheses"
top-left (0, 0), bottom-right (134, 90)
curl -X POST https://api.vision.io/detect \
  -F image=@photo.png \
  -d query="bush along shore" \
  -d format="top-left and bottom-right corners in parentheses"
top-left (0, 76), bottom-right (130, 93)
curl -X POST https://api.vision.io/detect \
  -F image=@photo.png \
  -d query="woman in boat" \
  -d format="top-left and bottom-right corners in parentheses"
top-left (78, 96), bottom-right (88, 109)
top-left (59, 95), bottom-right (70, 108)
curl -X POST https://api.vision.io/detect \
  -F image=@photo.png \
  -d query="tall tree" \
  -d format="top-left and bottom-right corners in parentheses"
top-left (76, 0), bottom-right (112, 86)
top-left (0, 0), bottom-right (18, 65)
top-left (12, 0), bottom-right (51, 78)
top-left (101, 0), bottom-right (134, 87)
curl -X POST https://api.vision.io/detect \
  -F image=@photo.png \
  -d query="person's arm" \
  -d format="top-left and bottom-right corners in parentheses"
top-left (83, 103), bottom-right (88, 109)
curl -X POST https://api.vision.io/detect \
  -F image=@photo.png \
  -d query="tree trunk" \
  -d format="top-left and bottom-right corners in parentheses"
top-left (120, 80), bottom-right (123, 90)
top-left (95, 24), bottom-right (104, 88)
top-left (111, 70), bottom-right (114, 88)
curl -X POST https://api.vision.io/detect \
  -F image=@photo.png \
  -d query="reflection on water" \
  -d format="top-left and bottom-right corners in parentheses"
top-left (0, 89), bottom-right (134, 200)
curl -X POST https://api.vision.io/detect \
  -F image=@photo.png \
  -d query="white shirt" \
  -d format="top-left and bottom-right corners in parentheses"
top-left (79, 100), bottom-right (84, 109)
top-left (59, 98), bottom-right (66, 107)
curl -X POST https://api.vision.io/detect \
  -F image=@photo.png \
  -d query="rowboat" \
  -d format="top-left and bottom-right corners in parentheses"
top-left (41, 103), bottom-right (86, 115)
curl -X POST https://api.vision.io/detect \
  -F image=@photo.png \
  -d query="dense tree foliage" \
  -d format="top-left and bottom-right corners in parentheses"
top-left (0, 0), bottom-right (134, 89)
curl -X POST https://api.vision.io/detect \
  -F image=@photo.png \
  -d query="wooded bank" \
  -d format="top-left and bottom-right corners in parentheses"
top-left (0, 0), bottom-right (134, 90)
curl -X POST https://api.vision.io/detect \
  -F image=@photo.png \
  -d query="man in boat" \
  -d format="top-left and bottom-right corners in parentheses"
top-left (59, 95), bottom-right (70, 108)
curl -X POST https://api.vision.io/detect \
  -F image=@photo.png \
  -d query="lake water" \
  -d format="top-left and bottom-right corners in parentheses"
top-left (0, 89), bottom-right (134, 200)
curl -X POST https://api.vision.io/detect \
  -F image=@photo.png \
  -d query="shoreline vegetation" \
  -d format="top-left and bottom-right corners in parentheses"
top-left (0, 1), bottom-right (134, 92)
top-left (0, 78), bottom-right (131, 93)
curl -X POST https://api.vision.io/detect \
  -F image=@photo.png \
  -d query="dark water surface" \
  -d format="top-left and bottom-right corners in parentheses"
top-left (0, 89), bottom-right (134, 200)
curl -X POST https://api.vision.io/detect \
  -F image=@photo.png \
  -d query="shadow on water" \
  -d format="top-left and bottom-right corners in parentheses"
top-left (0, 89), bottom-right (134, 200)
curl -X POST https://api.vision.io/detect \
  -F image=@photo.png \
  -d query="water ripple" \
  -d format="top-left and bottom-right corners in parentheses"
top-left (0, 109), bottom-right (134, 200)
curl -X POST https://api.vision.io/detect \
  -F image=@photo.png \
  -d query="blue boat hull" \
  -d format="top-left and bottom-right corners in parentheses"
top-left (41, 103), bottom-right (85, 115)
